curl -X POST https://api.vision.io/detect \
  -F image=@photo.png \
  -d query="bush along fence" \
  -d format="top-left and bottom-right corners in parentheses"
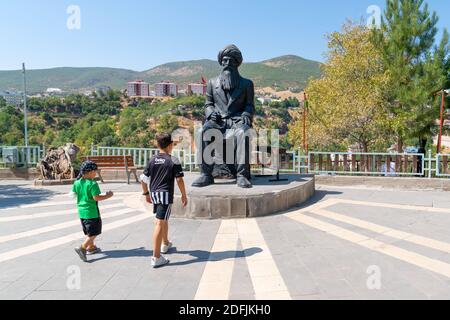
top-left (1, 145), bottom-right (448, 179)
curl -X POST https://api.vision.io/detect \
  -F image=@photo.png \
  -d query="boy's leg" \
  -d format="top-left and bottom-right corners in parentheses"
top-left (82, 236), bottom-right (95, 250)
top-left (87, 236), bottom-right (97, 250)
top-left (162, 222), bottom-right (169, 245)
top-left (153, 219), bottom-right (165, 258)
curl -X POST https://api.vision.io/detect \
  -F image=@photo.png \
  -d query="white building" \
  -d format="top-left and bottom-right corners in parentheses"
top-left (1, 91), bottom-right (22, 106)
top-left (46, 88), bottom-right (63, 94)
top-left (127, 80), bottom-right (150, 97)
top-left (187, 83), bottom-right (206, 96)
top-left (155, 81), bottom-right (178, 97)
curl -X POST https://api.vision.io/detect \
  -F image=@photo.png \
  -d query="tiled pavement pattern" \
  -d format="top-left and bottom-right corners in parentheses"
top-left (2, 179), bottom-right (450, 300)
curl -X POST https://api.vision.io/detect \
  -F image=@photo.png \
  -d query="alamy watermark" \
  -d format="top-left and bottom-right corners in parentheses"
top-left (67, 5), bottom-right (81, 30)
top-left (367, 5), bottom-right (381, 29)
top-left (66, 265), bottom-right (81, 290)
top-left (366, 265), bottom-right (382, 290)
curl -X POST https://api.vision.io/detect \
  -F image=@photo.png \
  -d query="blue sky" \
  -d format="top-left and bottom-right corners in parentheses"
top-left (0, 0), bottom-right (449, 71)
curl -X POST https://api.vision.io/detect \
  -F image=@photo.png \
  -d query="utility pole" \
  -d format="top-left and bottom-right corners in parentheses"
top-left (303, 92), bottom-right (309, 173)
top-left (22, 63), bottom-right (29, 168)
top-left (22, 63), bottom-right (29, 148)
top-left (303, 92), bottom-right (309, 154)
top-left (437, 89), bottom-right (450, 155)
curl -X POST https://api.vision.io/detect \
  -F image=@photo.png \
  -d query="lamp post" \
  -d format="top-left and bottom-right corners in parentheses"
top-left (22, 63), bottom-right (29, 167)
top-left (436, 89), bottom-right (450, 155)
top-left (22, 63), bottom-right (28, 147)
top-left (302, 92), bottom-right (309, 172)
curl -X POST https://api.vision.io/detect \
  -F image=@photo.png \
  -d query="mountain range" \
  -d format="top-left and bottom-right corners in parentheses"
top-left (0, 55), bottom-right (321, 93)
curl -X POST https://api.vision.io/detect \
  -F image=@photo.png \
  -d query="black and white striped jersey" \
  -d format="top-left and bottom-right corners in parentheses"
top-left (141, 152), bottom-right (184, 204)
top-left (150, 191), bottom-right (170, 205)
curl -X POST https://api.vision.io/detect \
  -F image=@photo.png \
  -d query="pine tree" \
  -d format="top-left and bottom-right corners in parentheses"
top-left (373, 0), bottom-right (449, 151)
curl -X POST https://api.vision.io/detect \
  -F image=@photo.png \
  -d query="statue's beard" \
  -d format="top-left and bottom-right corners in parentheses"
top-left (220, 67), bottom-right (240, 91)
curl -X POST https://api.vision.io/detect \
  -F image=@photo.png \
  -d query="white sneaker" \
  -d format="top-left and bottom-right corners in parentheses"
top-left (151, 255), bottom-right (169, 268)
top-left (161, 242), bottom-right (173, 254)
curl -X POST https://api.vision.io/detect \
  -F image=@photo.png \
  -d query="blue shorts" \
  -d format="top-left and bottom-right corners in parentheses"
top-left (153, 204), bottom-right (172, 221)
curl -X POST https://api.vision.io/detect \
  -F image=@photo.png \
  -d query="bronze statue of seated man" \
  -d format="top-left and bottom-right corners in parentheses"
top-left (192, 44), bottom-right (255, 189)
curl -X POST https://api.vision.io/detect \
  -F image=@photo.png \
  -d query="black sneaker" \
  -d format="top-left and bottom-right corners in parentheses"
top-left (75, 246), bottom-right (87, 262)
top-left (87, 247), bottom-right (102, 255)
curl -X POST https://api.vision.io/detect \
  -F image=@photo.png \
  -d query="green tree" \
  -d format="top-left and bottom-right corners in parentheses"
top-left (157, 114), bottom-right (179, 133)
top-left (0, 105), bottom-right (24, 145)
top-left (290, 22), bottom-right (391, 152)
top-left (372, 0), bottom-right (450, 151)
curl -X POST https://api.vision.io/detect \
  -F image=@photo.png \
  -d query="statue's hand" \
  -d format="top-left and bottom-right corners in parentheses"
top-left (242, 114), bottom-right (252, 127)
top-left (209, 112), bottom-right (221, 123)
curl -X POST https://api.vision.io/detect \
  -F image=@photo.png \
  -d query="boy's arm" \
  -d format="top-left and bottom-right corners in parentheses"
top-left (141, 180), bottom-right (152, 204)
top-left (141, 161), bottom-right (152, 203)
top-left (93, 193), bottom-right (113, 202)
top-left (172, 157), bottom-right (186, 206)
top-left (176, 177), bottom-right (188, 207)
top-left (91, 182), bottom-right (113, 202)
top-left (70, 183), bottom-right (77, 199)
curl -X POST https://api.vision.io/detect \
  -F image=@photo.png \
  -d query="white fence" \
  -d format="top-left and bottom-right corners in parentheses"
top-left (91, 145), bottom-right (196, 172)
top-left (2, 144), bottom-right (447, 179)
top-left (308, 152), bottom-right (425, 177)
top-left (91, 145), bottom-right (304, 174)
top-left (0, 146), bottom-right (45, 167)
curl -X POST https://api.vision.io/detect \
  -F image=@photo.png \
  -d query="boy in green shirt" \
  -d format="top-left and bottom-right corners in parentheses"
top-left (72, 161), bottom-right (113, 262)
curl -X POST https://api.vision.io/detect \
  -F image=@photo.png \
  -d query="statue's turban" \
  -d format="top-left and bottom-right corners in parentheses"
top-left (218, 44), bottom-right (243, 67)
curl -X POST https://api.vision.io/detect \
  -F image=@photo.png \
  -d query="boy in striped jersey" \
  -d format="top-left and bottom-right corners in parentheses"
top-left (141, 133), bottom-right (188, 268)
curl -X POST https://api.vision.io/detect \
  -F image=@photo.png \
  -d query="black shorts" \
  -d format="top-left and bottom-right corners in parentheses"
top-left (153, 204), bottom-right (172, 221)
top-left (80, 217), bottom-right (102, 237)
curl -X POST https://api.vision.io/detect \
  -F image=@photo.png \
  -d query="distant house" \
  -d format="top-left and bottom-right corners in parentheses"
top-left (155, 81), bottom-right (178, 97)
top-left (1, 91), bottom-right (22, 106)
top-left (257, 97), bottom-right (272, 105)
top-left (46, 88), bottom-right (63, 94)
top-left (127, 80), bottom-right (150, 97)
top-left (95, 86), bottom-right (112, 93)
top-left (187, 83), bottom-right (206, 96)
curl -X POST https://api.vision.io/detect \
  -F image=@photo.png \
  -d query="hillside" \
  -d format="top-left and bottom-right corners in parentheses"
top-left (0, 55), bottom-right (321, 93)
top-left (0, 67), bottom-right (139, 93)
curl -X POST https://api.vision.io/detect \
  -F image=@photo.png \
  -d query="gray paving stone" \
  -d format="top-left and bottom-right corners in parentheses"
top-left (0, 279), bottom-right (50, 300)
top-left (26, 290), bottom-right (98, 300)
top-left (94, 287), bottom-right (133, 300)
top-left (126, 287), bottom-right (164, 300)
top-left (4, 182), bottom-right (450, 300)
top-left (36, 268), bottom-right (117, 292)
top-left (0, 282), bottom-right (12, 291)
top-left (160, 282), bottom-right (199, 300)
top-left (0, 265), bottom-right (28, 282)
top-left (314, 278), bottom-right (357, 299)
top-left (291, 294), bottom-right (326, 300)
top-left (228, 293), bottom-right (255, 300)
top-left (387, 282), bottom-right (429, 300)
top-left (229, 241), bottom-right (255, 297)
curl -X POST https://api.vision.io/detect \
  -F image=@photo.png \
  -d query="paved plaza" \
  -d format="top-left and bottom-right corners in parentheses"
top-left (2, 175), bottom-right (450, 300)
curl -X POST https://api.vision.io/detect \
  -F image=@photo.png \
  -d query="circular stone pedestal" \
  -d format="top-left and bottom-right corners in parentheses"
top-left (131, 173), bottom-right (315, 219)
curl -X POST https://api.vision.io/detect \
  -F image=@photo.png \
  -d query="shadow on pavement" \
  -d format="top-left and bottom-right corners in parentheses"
top-left (277, 189), bottom-right (344, 216)
top-left (88, 246), bottom-right (263, 266)
top-left (0, 184), bottom-right (59, 209)
top-left (301, 189), bottom-right (343, 206)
